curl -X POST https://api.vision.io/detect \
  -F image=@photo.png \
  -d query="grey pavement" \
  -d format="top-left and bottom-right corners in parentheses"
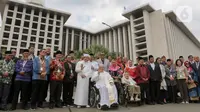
top-left (13, 104), bottom-right (200, 112)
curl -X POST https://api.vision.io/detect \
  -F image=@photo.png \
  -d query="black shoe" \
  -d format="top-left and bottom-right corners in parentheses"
top-left (31, 106), bottom-right (36, 110)
top-left (10, 107), bottom-right (16, 111)
top-left (23, 106), bottom-right (30, 110)
top-left (38, 104), bottom-right (45, 108)
top-left (55, 104), bottom-right (63, 108)
top-left (49, 104), bottom-right (54, 109)
top-left (101, 105), bottom-right (109, 110)
top-left (1, 107), bottom-right (8, 111)
top-left (111, 103), bottom-right (118, 108)
top-left (157, 102), bottom-right (164, 105)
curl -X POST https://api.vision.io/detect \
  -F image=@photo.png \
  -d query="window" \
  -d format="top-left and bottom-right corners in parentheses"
top-left (3, 32), bottom-right (9, 38)
top-left (55, 34), bottom-right (59, 39)
top-left (50, 13), bottom-right (54, 19)
top-left (23, 29), bottom-right (28, 34)
top-left (13, 34), bottom-right (19, 40)
top-left (56, 27), bottom-right (60, 33)
top-left (32, 23), bottom-right (38, 29)
top-left (11, 41), bottom-right (18, 46)
top-left (31, 30), bottom-right (37, 35)
top-left (54, 40), bottom-right (59, 45)
top-left (40, 25), bottom-right (45, 30)
top-left (56, 21), bottom-right (60, 26)
top-left (49, 20), bottom-right (53, 25)
top-left (15, 20), bottom-right (21, 26)
top-left (40, 32), bottom-right (45, 36)
top-left (25, 15), bottom-right (30, 20)
top-left (24, 21), bottom-right (29, 28)
top-left (57, 15), bottom-right (61, 20)
top-left (41, 18), bottom-right (46, 23)
top-left (39, 38), bottom-right (44, 43)
top-left (42, 11), bottom-right (47, 17)
top-left (7, 11), bottom-right (13, 17)
top-left (54, 46), bottom-right (59, 51)
top-left (30, 37), bottom-right (36, 42)
top-left (47, 39), bottom-right (52, 44)
top-left (30, 43), bottom-right (35, 47)
top-left (6, 18), bottom-right (12, 24)
top-left (17, 7), bottom-right (23, 12)
top-left (33, 17), bottom-right (38, 22)
top-left (9, 5), bottom-right (14, 10)
top-left (34, 10), bottom-right (39, 16)
top-left (2, 40), bottom-right (8, 45)
top-left (47, 33), bottom-right (52, 38)
top-left (20, 42), bottom-right (26, 47)
top-left (16, 13), bottom-right (22, 19)
top-left (22, 35), bottom-right (27, 40)
top-left (48, 26), bottom-right (53, 31)
top-left (26, 8), bottom-right (31, 14)
top-left (38, 44), bottom-right (43, 49)
top-left (4, 26), bottom-right (11, 31)
top-left (14, 27), bottom-right (20, 33)
top-left (1, 47), bottom-right (7, 53)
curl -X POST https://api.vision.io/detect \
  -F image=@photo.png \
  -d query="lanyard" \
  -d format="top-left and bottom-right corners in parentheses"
top-left (21, 60), bottom-right (27, 71)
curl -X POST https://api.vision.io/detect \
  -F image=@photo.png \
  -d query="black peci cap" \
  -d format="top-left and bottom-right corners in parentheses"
top-left (23, 49), bottom-right (29, 53)
top-left (5, 51), bottom-right (11, 54)
top-left (55, 50), bottom-right (62, 55)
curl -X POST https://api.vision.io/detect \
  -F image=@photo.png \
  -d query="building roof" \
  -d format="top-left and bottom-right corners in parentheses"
top-left (122, 3), bottom-right (155, 19)
top-left (165, 11), bottom-right (200, 48)
top-left (6, 0), bottom-right (71, 23)
top-left (64, 25), bottom-right (93, 34)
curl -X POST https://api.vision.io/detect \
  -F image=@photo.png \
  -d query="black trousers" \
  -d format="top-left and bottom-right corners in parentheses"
top-left (31, 80), bottom-right (47, 107)
top-left (12, 81), bottom-right (30, 108)
top-left (7, 73), bottom-right (16, 103)
top-left (150, 81), bottom-right (161, 103)
top-left (50, 81), bottom-right (62, 105)
top-left (63, 81), bottom-right (74, 105)
top-left (138, 83), bottom-right (151, 103)
top-left (167, 85), bottom-right (177, 103)
top-left (0, 83), bottom-right (11, 108)
top-left (177, 79), bottom-right (189, 102)
top-left (43, 74), bottom-right (50, 101)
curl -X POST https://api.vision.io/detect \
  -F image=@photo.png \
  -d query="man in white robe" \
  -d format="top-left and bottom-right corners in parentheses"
top-left (91, 64), bottom-right (118, 109)
top-left (74, 54), bottom-right (92, 108)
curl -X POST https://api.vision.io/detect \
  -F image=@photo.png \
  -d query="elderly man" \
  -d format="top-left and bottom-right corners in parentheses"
top-left (0, 51), bottom-right (15, 111)
top-left (91, 64), bottom-right (118, 110)
top-left (74, 54), bottom-right (92, 108)
top-left (97, 53), bottom-right (110, 72)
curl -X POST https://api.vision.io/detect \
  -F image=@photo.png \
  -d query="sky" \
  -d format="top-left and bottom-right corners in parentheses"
top-left (0, 0), bottom-right (199, 40)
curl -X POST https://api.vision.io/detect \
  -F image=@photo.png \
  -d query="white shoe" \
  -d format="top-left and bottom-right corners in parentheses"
top-left (135, 97), bottom-right (141, 101)
top-left (86, 105), bottom-right (90, 108)
top-left (181, 101), bottom-right (185, 104)
top-left (130, 97), bottom-right (134, 101)
top-left (77, 106), bottom-right (81, 108)
top-left (185, 101), bottom-right (189, 104)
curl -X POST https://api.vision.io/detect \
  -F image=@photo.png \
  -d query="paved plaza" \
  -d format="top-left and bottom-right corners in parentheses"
top-left (13, 104), bottom-right (200, 112)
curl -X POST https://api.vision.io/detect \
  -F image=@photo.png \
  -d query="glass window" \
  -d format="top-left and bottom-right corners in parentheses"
top-left (12, 34), bottom-right (19, 40)
top-left (23, 29), bottom-right (29, 34)
top-left (6, 18), bottom-right (12, 24)
top-left (32, 23), bottom-right (38, 29)
top-left (56, 27), bottom-right (60, 33)
top-left (16, 13), bottom-right (22, 19)
top-left (30, 37), bottom-right (36, 42)
top-left (48, 26), bottom-right (53, 31)
top-left (38, 44), bottom-right (43, 49)
top-left (47, 39), bottom-right (52, 44)
top-left (15, 20), bottom-right (21, 26)
top-left (55, 34), bottom-right (59, 39)
top-left (41, 24), bottom-right (45, 30)
top-left (20, 42), bottom-right (26, 47)
top-left (3, 32), bottom-right (9, 38)
top-left (55, 40), bottom-right (59, 45)
top-left (2, 40), bottom-right (8, 45)
top-left (40, 32), bottom-right (45, 36)
top-left (24, 21), bottom-right (29, 28)
top-left (11, 41), bottom-right (18, 46)
top-left (31, 30), bottom-right (37, 35)
top-left (30, 43), bottom-right (35, 47)
top-left (22, 35), bottom-right (27, 41)
top-left (39, 38), bottom-right (44, 43)
top-left (7, 11), bottom-right (13, 17)
top-left (33, 17), bottom-right (38, 22)
top-left (4, 26), bottom-right (11, 31)
top-left (25, 15), bottom-right (30, 20)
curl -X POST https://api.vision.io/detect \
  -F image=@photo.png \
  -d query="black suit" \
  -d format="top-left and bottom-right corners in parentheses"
top-left (148, 63), bottom-right (162, 103)
top-left (192, 62), bottom-right (200, 81)
top-left (63, 61), bottom-right (76, 105)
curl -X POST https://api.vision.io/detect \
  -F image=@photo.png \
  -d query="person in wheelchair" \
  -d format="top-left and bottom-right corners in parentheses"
top-left (91, 64), bottom-right (119, 109)
top-left (122, 72), bottom-right (141, 101)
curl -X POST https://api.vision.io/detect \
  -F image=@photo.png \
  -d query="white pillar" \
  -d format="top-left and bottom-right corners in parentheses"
top-left (27, 9), bottom-right (34, 49)
top-left (43, 12), bottom-right (49, 48)
top-left (117, 27), bottom-right (123, 54)
top-left (59, 16), bottom-right (64, 51)
top-left (100, 34), bottom-right (103, 45)
top-left (0, 4), bottom-right (9, 47)
top-left (122, 26), bottom-right (128, 57)
top-left (71, 29), bottom-right (74, 50)
top-left (108, 31), bottom-right (112, 52)
top-left (104, 32), bottom-right (108, 48)
top-left (88, 34), bottom-right (91, 48)
top-left (84, 33), bottom-right (87, 49)
top-left (91, 35), bottom-right (95, 45)
top-left (97, 35), bottom-right (100, 45)
top-left (130, 15), bottom-right (137, 62)
top-left (128, 25), bottom-right (133, 60)
top-left (79, 32), bottom-right (83, 50)
top-left (113, 29), bottom-right (117, 53)
top-left (35, 11), bottom-right (43, 55)
top-left (65, 28), bottom-right (69, 54)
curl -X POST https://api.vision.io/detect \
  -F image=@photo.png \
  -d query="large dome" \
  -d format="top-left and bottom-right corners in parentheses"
top-left (28, 0), bottom-right (45, 6)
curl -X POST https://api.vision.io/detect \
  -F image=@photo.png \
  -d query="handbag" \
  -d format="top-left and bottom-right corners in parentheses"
top-left (187, 82), bottom-right (196, 89)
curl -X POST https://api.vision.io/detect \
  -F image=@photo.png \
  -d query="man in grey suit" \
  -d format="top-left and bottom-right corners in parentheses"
top-left (96, 53), bottom-right (110, 72)
top-left (191, 56), bottom-right (200, 79)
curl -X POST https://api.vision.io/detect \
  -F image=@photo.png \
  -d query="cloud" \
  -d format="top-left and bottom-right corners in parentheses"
top-left (0, 0), bottom-right (199, 40)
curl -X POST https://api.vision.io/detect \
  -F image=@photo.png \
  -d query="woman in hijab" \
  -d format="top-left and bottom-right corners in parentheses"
top-left (124, 60), bottom-right (136, 79)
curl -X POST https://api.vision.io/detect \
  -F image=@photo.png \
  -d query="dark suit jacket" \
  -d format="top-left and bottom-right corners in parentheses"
top-left (148, 63), bottom-right (162, 81)
top-left (192, 62), bottom-right (200, 77)
top-left (63, 61), bottom-right (76, 82)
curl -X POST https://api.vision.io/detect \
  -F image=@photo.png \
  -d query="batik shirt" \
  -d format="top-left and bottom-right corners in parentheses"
top-left (0, 60), bottom-right (15, 84)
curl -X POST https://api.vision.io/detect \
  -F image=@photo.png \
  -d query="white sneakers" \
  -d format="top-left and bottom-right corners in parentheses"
top-left (77, 105), bottom-right (90, 108)
top-left (86, 105), bottom-right (90, 108)
top-left (182, 101), bottom-right (189, 104)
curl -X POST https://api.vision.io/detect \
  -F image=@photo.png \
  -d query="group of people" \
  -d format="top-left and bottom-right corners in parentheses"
top-left (0, 47), bottom-right (200, 111)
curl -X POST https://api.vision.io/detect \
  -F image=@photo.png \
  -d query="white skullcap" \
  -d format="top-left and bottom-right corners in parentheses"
top-left (83, 54), bottom-right (90, 57)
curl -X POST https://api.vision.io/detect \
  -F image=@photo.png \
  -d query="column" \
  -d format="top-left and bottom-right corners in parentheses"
top-left (122, 26), bottom-right (128, 57)
top-left (27, 9), bottom-right (34, 49)
top-left (17, 7), bottom-right (26, 55)
top-left (65, 28), bottom-right (69, 54)
top-left (43, 12), bottom-right (49, 48)
top-left (50, 14), bottom-right (56, 54)
top-left (113, 29), bottom-right (117, 53)
top-left (91, 35), bottom-right (95, 45)
top-left (100, 34), bottom-right (103, 45)
top-left (83, 33), bottom-right (87, 49)
top-left (59, 16), bottom-right (64, 50)
top-left (117, 27), bottom-right (123, 54)
top-left (0, 4), bottom-right (9, 47)
top-left (128, 25), bottom-right (133, 60)
top-left (108, 31), bottom-right (112, 52)
top-left (130, 15), bottom-right (137, 62)
top-left (88, 34), bottom-right (91, 48)
top-left (97, 35), bottom-right (100, 45)
top-left (7, 5), bottom-right (18, 50)
top-left (71, 29), bottom-right (74, 50)
top-left (79, 32), bottom-right (83, 50)
top-left (104, 32), bottom-right (108, 48)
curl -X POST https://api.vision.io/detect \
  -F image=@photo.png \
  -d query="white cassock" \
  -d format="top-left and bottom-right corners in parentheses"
top-left (91, 61), bottom-right (99, 75)
top-left (74, 60), bottom-right (92, 106)
top-left (91, 71), bottom-right (118, 107)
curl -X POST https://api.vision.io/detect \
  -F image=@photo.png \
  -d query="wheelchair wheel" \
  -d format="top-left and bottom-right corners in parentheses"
top-left (89, 87), bottom-right (100, 108)
top-left (118, 91), bottom-right (125, 105)
top-left (97, 104), bottom-right (101, 110)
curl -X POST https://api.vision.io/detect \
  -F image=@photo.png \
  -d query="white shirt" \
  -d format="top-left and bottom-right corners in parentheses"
top-left (150, 63), bottom-right (155, 70)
